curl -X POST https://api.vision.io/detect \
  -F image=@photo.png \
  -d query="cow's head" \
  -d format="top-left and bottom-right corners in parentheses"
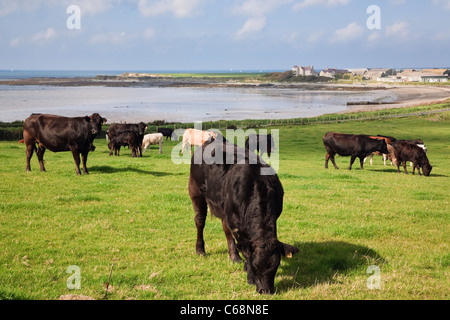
top-left (87, 113), bottom-right (107, 136)
top-left (246, 239), bottom-right (299, 294)
top-left (138, 122), bottom-right (148, 135)
top-left (377, 139), bottom-right (388, 155)
top-left (423, 163), bottom-right (432, 176)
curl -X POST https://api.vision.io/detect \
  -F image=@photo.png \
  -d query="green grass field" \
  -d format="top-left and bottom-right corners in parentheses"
top-left (0, 111), bottom-right (449, 300)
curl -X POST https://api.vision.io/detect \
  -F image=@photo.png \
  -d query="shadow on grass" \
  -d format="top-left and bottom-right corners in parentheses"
top-left (89, 165), bottom-right (182, 177)
top-left (277, 241), bottom-right (386, 292)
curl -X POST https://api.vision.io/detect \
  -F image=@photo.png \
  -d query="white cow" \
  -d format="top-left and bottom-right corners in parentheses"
top-left (181, 128), bottom-right (217, 155)
top-left (142, 133), bottom-right (163, 154)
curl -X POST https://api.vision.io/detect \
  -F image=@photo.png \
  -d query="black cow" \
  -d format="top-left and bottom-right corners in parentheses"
top-left (323, 132), bottom-right (389, 170)
top-left (108, 122), bottom-right (147, 156)
top-left (188, 139), bottom-right (298, 294)
top-left (392, 141), bottom-right (432, 176)
top-left (245, 134), bottom-right (275, 158)
top-left (158, 127), bottom-right (177, 141)
top-left (23, 113), bottom-right (106, 175)
top-left (108, 131), bottom-right (140, 158)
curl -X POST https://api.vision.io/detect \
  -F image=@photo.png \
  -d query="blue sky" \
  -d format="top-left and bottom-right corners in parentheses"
top-left (1, 0), bottom-right (449, 71)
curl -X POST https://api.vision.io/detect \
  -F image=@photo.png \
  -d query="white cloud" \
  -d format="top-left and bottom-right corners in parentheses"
top-left (330, 22), bottom-right (364, 43)
top-left (307, 30), bottom-right (326, 43)
top-left (138, 0), bottom-right (207, 18)
top-left (232, 0), bottom-right (292, 39)
top-left (232, 0), bottom-right (292, 17)
top-left (9, 27), bottom-right (58, 46)
top-left (142, 28), bottom-right (156, 40)
top-left (385, 21), bottom-right (409, 39)
top-left (236, 17), bottom-right (266, 39)
top-left (293, 0), bottom-right (352, 11)
top-left (89, 31), bottom-right (130, 45)
top-left (31, 27), bottom-right (58, 42)
top-left (0, 0), bottom-right (120, 16)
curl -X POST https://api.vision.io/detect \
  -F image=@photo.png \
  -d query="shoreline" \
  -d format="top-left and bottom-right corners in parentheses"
top-left (1, 77), bottom-right (450, 122)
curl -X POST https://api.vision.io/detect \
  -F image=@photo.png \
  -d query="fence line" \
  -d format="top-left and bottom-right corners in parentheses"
top-left (2, 108), bottom-right (449, 141)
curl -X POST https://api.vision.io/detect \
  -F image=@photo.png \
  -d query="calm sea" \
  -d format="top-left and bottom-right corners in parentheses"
top-left (0, 70), bottom-right (397, 123)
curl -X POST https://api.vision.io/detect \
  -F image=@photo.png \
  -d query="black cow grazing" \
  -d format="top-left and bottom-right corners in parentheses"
top-left (23, 113), bottom-right (106, 175)
top-left (108, 131), bottom-right (140, 157)
top-left (323, 132), bottom-right (389, 170)
top-left (392, 141), bottom-right (432, 176)
top-left (108, 122), bottom-right (147, 156)
top-left (245, 134), bottom-right (275, 158)
top-left (158, 127), bottom-right (177, 141)
top-left (188, 139), bottom-right (298, 294)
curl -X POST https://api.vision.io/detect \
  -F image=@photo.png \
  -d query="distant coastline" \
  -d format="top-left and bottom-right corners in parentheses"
top-left (1, 71), bottom-right (450, 123)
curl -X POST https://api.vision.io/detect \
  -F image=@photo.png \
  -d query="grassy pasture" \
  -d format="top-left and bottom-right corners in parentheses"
top-left (0, 112), bottom-right (448, 300)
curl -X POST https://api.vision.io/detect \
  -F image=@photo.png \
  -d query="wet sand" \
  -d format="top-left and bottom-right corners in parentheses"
top-left (1, 77), bottom-right (449, 122)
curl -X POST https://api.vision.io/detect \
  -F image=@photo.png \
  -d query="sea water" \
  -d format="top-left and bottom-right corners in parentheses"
top-left (0, 85), bottom-right (397, 123)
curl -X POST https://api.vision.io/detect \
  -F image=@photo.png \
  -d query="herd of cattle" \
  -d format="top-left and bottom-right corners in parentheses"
top-left (323, 132), bottom-right (432, 176)
top-left (20, 113), bottom-right (433, 295)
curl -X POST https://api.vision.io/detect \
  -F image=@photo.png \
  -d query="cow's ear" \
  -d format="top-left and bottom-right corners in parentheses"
top-left (277, 241), bottom-right (299, 259)
top-left (85, 116), bottom-right (91, 123)
top-left (102, 118), bottom-right (107, 124)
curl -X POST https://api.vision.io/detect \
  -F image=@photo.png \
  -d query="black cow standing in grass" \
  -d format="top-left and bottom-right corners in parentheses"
top-left (392, 140), bottom-right (432, 176)
top-left (323, 132), bottom-right (389, 170)
top-left (158, 127), bottom-right (177, 141)
top-left (188, 139), bottom-right (298, 294)
top-left (23, 113), bottom-right (106, 175)
top-left (108, 131), bottom-right (140, 157)
top-left (107, 122), bottom-right (147, 157)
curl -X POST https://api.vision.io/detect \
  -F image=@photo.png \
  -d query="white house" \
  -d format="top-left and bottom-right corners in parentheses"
top-left (292, 65), bottom-right (318, 77)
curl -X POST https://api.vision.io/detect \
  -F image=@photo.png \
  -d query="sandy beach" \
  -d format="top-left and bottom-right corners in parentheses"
top-left (342, 85), bottom-right (450, 113)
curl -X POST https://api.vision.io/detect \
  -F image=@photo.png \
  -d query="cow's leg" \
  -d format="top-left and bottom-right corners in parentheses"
top-left (402, 161), bottom-right (408, 174)
top-left (349, 156), bottom-right (357, 170)
top-left (36, 145), bottom-right (46, 172)
top-left (191, 196), bottom-right (208, 256)
top-left (70, 147), bottom-right (82, 175)
top-left (81, 151), bottom-right (89, 175)
top-left (25, 142), bottom-right (36, 172)
top-left (326, 152), bottom-right (339, 169)
top-left (222, 221), bottom-right (242, 263)
top-left (359, 157), bottom-right (365, 169)
top-left (325, 153), bottom-right (330, 169)
top-left (159, 141), bottom-right (162, 154)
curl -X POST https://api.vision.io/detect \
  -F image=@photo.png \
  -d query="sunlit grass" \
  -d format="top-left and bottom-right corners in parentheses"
top-left (0, 111), bottom-right (448, 300)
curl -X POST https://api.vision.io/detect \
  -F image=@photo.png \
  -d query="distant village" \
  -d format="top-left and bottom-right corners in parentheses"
top-left (291, 65), bottom-right (450, 83)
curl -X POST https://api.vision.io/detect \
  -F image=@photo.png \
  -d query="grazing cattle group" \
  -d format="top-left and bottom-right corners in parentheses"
top-left (323, 132), bottom-right (432, 176)
top-left (20, 111), bottom-right (434, 295)
top-left (107, 122), bottom-right (148, 157)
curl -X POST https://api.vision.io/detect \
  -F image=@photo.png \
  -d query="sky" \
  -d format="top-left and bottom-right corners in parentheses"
top-left (0, 0), bottom-right (450, 71)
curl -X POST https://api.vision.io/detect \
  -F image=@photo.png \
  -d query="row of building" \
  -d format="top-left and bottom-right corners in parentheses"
top-left (291, 65), bottom-right (449, 83)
